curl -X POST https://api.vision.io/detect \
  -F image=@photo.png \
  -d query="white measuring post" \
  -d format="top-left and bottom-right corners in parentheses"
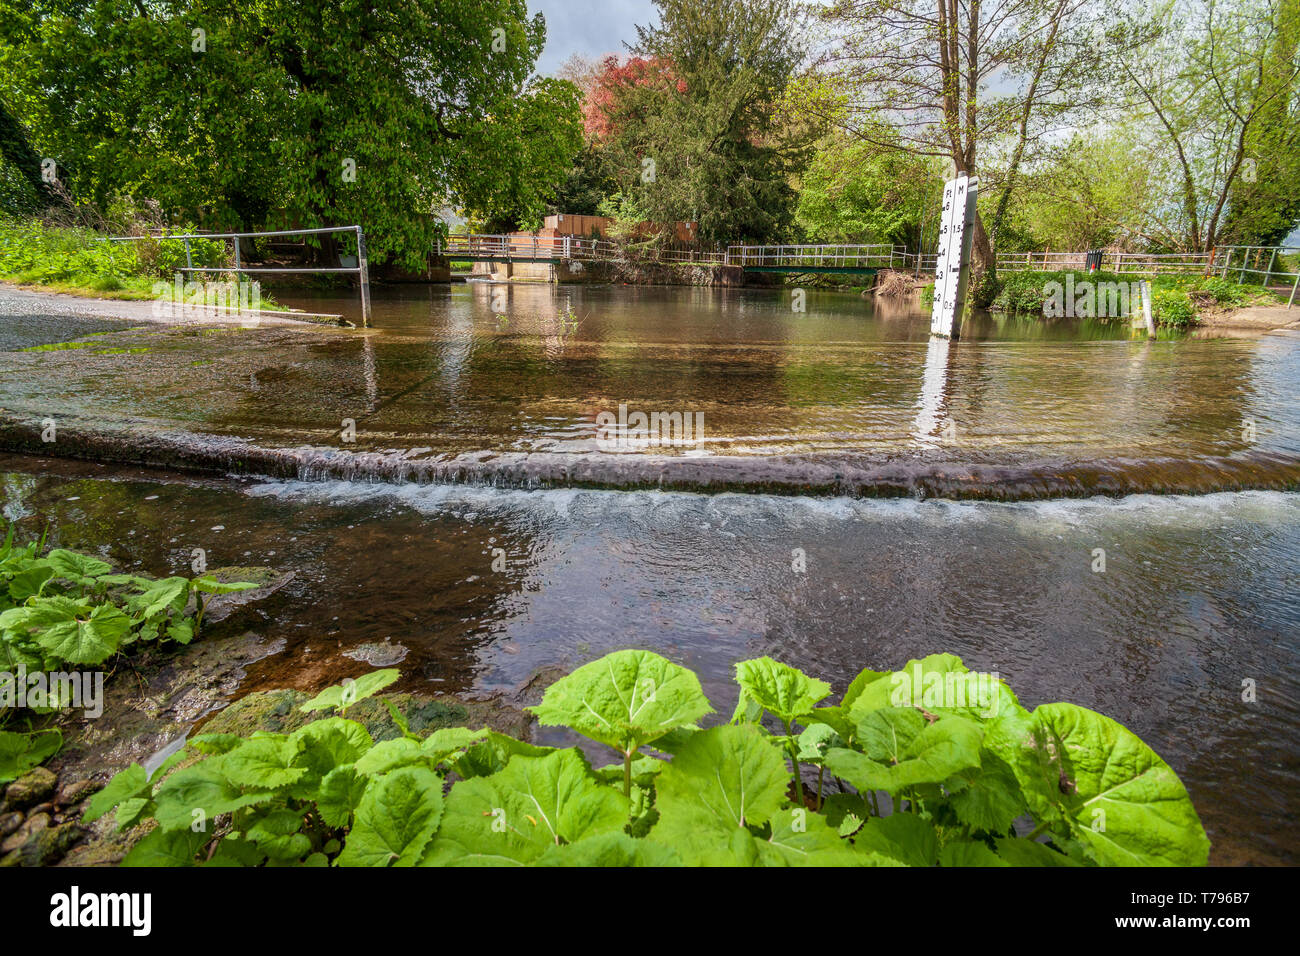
top-left (929, 174), bottom-right (979, 338)
top-left (1140, 280), bottom-right (1156, 339)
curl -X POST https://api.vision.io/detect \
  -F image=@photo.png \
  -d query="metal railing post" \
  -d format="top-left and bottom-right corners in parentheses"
top-left (356, 227), bottom-right (371, 328)
top-left (233, 235), bottom-right (241, 273)
top-left (184, 238), bottom-right (192, 272)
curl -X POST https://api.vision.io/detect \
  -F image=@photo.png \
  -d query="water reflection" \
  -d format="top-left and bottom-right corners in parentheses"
top-left (912, 336), bottom-right (952, 445)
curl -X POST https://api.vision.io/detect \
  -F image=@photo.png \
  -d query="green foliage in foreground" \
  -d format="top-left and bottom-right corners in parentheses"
top-left (0, 527), bottom-right (256, 780)
top-left (94, 649), bottom-right (1211, 867)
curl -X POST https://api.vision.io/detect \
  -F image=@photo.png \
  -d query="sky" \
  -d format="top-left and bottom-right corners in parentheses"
top-left (529, 0), bottom-right (658, 74)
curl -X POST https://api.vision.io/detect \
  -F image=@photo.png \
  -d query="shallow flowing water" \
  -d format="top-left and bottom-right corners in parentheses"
top-left (1, 284), bottom-right (1298, 865)
top-left (3, 284), bottom-right (1298, 496)
top-left (2, 453), bottom-right (1297, 865)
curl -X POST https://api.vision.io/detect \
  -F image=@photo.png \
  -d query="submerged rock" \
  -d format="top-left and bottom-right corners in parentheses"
top-left (200, 567), bottom-right (296, 624)
top-left (342, 639), bottom-right (409, 667)
top-left (18, 821), bottom-right (85, 866)
top-left (200, 688), bottom-right (532, 744)
top-left (2, 768), bottom-right (57, 811)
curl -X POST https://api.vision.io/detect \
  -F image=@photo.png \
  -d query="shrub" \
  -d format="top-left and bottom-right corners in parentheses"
top-left (1187, 276), bottom-right (1247, 307)
top-left (91, 649), bottom-right (1212, 867)
top-left (1151, 288), bottom-right (1195, 328)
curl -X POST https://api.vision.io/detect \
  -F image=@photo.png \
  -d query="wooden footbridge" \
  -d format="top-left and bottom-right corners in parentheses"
top-left (438, 235), bottom-right (913, 276)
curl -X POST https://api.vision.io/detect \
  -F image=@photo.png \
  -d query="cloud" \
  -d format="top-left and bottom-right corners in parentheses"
top-left (529, 0), bottom-right (659, 74)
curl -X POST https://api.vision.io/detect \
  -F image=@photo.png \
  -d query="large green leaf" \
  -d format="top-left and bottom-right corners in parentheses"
top-left (121, 827), bottom-right (209, 867)
top-left (945, 750), bottom-right (1027, 834)
top-left (45, 548), bottom-right (112, 584)
top-left (649, 723), bottom-right (790, 864)
top-left (536, 832), bottom-right (682, 867)
top-left (34, 602), bottom-right (132, 665)
top-left (152, 760), bottom-right (275, 831)
top-left (129, 576), bottom-right (190, 620)
top-left (221, 736), bottom-right (307, 790)
top-left (300, 669), bottom-right (400, 713)
top-left (847, 653), bottom-right (1010, 719)
top-left (758, 808), bottom-right (871, 866)
top-left (81, 762), bottom-right (149, 822)
top-left (999, 702), bottom-right (1210, 867)
top-left (316, 765), bottom-right (370, 828)
top-left (422, 748), bottom-right (628, 866)
top-left (288, 717), bottom-right (373, 782)
top-left (733, 657), bottom-right (831, 725)
top-left (450, 731), bottom-right (554, 779)
top-left (354, 738), bottom-right (428, 776)
top-left (853, 813), bottom-right (939, 866)
top-left (530, 649), bottom-right (711, 756)
top-left (7, 563), bottom-right (53, 601)
top-left (336, 766), bottom-right (445, 867)
top-left (0, 728), bottom-right (61, 782)
top-left (993, 836), bottom-right (1082, 867)
top-left (245, 809), bottom-right (313, 862)
top-left (824, 715), bottom-right (983, 792)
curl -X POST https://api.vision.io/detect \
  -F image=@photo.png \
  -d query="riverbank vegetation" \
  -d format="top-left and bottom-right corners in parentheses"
top-left (0, 219), bottom-right (294, 309)
top-left (989, 271), bottom-right (1280, 328)
top-left (3, 0), bottom-right (1296, 278)
top-left (0, 527), bottom-right (255, 782)
top-left (84, 649), bottom-right (1209, 867)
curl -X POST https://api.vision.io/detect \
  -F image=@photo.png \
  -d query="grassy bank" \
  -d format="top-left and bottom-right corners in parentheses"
top-left (0, 220), bottom-right (284, 310)
top-left (989, 269), bottom-right (1283, 328)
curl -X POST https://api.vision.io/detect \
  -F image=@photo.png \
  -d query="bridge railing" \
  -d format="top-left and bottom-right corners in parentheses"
top-left (439, 234), bottom-right (728, 264)
top-left (97, 224), bottom-right (372, 325)
top-left (725, 244), bottom-right (908, 269)
top-left (993, 250), bottom-right (1215, 275)
top-left (1213, 245), bottom-right (1300, 305)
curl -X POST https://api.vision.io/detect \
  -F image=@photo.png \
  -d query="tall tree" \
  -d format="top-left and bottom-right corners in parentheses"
top-left (1219, 0), bottom-right (1300, 246)
top-left (0, 0), bottom-right (582, 265)
top-left (1121, 0), bottom-right (1300, 251)
top-left (809, 0), bottom-right (1113, 278)
top-left (596, 0), bottom-right (813, 242)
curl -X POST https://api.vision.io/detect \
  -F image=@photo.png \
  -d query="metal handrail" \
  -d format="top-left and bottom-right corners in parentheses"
top-left (97, 225), bottom-right (372, 325)
top-left (1212, 245), bottom-right (1300, 307)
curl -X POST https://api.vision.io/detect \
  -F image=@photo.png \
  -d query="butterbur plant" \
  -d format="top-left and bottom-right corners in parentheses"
top-left (93, 650), bottom-right (1211, 867)
top-left (0, 526), bottom-right (257, 780)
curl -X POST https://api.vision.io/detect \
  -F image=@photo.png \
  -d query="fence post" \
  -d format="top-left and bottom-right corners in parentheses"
top-left (1239, 247), bottom-right (1249, 283)
top-left (357, 227), bottom-right (372, 328)
top-left (1265, 248), bottom-right (1278, 287)
top-left (1141, 280), bottom-right (1156, 338)
top-left (184, 238), bottom-right (192, 273)
top-left (233, 235), bottom-right (241, 273)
